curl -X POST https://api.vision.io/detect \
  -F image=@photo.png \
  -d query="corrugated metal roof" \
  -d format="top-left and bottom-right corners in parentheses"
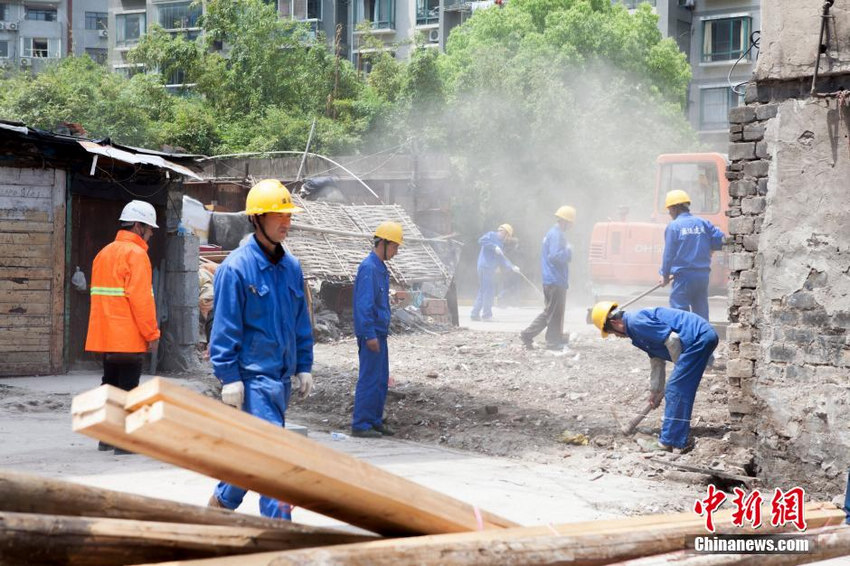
top-left (78, 141), bottom-right (203, 181)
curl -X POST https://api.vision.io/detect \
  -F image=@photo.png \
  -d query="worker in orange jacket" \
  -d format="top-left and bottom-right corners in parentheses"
top-left (85, 200), bottom-right (161, 454)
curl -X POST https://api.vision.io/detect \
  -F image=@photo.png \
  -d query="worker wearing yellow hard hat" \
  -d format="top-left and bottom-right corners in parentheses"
top-left (471, 223), bottom-right (520, 321)
top-left (659, 188), bottom-right (725, 322)
top-left (207, 179), bottom-right (313, 519)
top-left (590, 300), bottom-right (718, 453)
top-left (519, 205), bottom-right (576, 350)
top-left (351, 221), bottom-right (404, 438)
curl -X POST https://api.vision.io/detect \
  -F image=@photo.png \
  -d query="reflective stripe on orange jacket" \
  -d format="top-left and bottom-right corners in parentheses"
top-left (85, 230), bottom-right (160, 353)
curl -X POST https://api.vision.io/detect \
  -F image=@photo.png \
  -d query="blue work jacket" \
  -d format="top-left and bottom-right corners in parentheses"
top-left (209, 237), bottom-right (314, 385)
top-left (623, 307), bottom-right (714, 360)
top-left (476, 231), bottom-right (513, 272)
top-left (541, 224), bottom-right (571, 288)
top-left (354, 251), bottom-right (391, 340)
top-left (660, 212), bottom-right (724, 277)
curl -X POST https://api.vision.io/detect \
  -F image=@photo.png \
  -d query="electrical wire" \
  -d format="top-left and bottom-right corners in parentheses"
top-left (729, 30), bottom-right (761, 96)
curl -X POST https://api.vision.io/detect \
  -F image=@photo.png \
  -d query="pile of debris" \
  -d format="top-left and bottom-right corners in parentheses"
top-left (35, 377), bottom-right (848, 565)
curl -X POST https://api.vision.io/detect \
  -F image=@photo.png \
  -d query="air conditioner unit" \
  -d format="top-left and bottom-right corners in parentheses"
top-left (98, 29), bottom-right (108, 38)
top-left (7, 22), bottom-right (17, 31)
top-left (428, 28), bottom-right (439, 42)
top-left (20, 58), bottom-right (31, 67)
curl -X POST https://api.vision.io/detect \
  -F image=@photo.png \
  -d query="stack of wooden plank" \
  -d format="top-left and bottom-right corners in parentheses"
top-left (50, 377), bottom-right (850, 566)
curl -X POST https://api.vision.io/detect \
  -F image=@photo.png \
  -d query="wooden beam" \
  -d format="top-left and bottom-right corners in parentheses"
top-left (123, 397), bottom-right (515, 536)
top-left (0, 511), bottom-right (371, 566)
top-left (0, 471), bottom-right (375, 540)
top-left (49, 171), bottom-right (65, 374)
top-left (128, 506), bottom-right (848, 566)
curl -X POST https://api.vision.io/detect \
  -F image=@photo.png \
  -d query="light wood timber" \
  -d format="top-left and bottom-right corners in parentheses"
top-left (123, 398), bottom-right (515, 536)
top-left (0, 511), bottom-right (370, 566)
top-left (129, 506), bottom-right (847, 566)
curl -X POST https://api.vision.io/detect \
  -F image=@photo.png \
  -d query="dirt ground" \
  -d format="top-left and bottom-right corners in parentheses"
top-left (281, 323), bottom-right (771, 507)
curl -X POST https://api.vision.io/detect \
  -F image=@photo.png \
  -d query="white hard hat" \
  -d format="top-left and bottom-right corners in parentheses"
top-left (119, 200), bottom-right (158, 228)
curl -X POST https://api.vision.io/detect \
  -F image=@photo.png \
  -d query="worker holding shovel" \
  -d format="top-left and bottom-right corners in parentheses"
top-left (471, 223), bottom-right (520, 321)
top-left (591, 302), bottom-right (718, 453)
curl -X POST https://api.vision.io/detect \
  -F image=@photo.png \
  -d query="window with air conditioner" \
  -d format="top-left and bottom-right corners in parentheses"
top-left (354, 0), bottom-right (395, 30)
top-left (416, 0), bottom-right (439, 25)
top-left (282, 0), bottom-right (322, 22)
top-left (700, 86), bottom-right (742, 130)
top-left (0, 40), bottom-right (8, 58)
top-left (85, 47), bottom-right (107, 64)
top-left (85, 11), bottom-right (108, 31)
top-left (157, 1), bottom-right (202, 31)
top-left (702, 16), bottom-right (750, 62)
top-left (25, 7), bottom-right (57, 22)
top-left (0, 4), bottom-right (8, 22)
top-left (22, 37), bottom-right (59, 58)
top-left (116, 13), bottom-right (146, 46)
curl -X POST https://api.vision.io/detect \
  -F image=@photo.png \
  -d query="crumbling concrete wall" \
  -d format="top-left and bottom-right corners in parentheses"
top-left (726, 0), bottom-right (850, 493)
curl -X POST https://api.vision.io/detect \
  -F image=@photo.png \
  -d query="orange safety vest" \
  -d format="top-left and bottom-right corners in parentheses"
top-left (85, 230), bottom-right (161, 354)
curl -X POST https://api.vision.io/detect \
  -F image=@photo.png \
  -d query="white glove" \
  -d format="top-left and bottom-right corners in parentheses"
top-left (293, 372), bottom-right (314, 400)
top-left (495, 247), bottom-right (504, 256)
top-left (221, 382), bottom-right (244, 408)
top-left (664, 332), bottom-right (682, 363)
top-left (512, 265), bottom-right (521, 274)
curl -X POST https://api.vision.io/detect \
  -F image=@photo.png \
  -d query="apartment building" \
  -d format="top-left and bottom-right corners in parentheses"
top-left (0, 0), bottom-right (107, 73)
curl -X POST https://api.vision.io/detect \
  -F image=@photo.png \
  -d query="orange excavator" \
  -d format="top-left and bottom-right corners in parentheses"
top-left (588, 153), bottom-right (729, 309)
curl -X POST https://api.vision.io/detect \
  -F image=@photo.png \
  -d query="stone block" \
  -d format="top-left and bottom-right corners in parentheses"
top-left (166, 233), bottom-right (200, 272)
top-left (728, 396), bottom-right (755, 415)
top-left (728, 216), bottom-right (755, 235)
top-left (730, 125), bottom-right (743, 134)
top-left (733, 288), bottom-right (755, 307)
top-left (726, 170), bottom-right (743, 181)
top-left (726, 323), bottom-right (752, 343)
top-left (769, 344), bottom-right (796, 363)
top-left (785, 328), bottom-right (814, 344)
top-left (728, 252), bottom-right (754, 271)
top-left (729, 106), bottom-right (757, 124)
top-left (741, 197), bottom-right (766, 215)
top-left (730, 130), bottom-right (743, 142)
top-left (757, 178), bottom-right (769, 195)
top-left (739, 270), bottom-right (758, 288)
top-left (165, 271), bottom-right (199, 308)
top-left (801, 311), bottom-right (829, 326)
top-left (744, 160), bottom-right (770, 178)
top-left (729, 142), bottom-right (756, 161)
top-left (755, 104), bottom-right (778, 121)
top-left (784, 364), bottom-right (811, 380)
top-left (753, 217), bottom-right (764, 233)
top-left (743, 235), bottom-right (760, 251)
top-left (743, 124), bottom-right (766, 141)
top-left (786, 291), bottom-right (817, 310)
top-left (727, 358), bottom-right (754, 378)
top-left (728, 431), bottom-right (756, 447)
top-left (755, 141), bottom-right (769, 159)
top-left (420, 298), bottom-right (448, 316)
top-left (167, 305), bottom-right (199, 345)
top-left (729, 180), bottom-right (757, 197)
top-left (739, 342), bottom-right (760, 360)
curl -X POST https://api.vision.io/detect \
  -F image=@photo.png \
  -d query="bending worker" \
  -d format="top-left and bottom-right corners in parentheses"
top-left (591, 302), bottom-right (718, 452)
top-left (208, 179), bottom-right (314, 519)
top-left (351, 221), bottom-right (403, 438)
top-left (471, 224), bottom-right (520, 321)
top-left (520, 206), bottom-right (575, 350)
top-left (85, 200), bottom-right (161, 455)
top-left (659, 190), bottom-right (725, 321)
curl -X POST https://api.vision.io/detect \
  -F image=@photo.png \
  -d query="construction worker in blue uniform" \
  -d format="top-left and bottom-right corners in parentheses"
top-left (351, 221), bottom-right (404, 438)
top-left (591, 302), bottom-right (718, 452)
top-left (207, 179), bottom-right (314, 518)
top-left (659, 189), bottom-right (725, 321)
top-left (471, 223), bottom-right (520, 321)
top-left (520, 206), bottom-right (575, 350)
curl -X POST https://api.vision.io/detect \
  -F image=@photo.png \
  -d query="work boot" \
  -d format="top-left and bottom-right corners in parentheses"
top-left (350, 428), bottom-right (382, 439)
top-left (208, 494), bottom-right (226, 509)
top-left (374, 423), bottom-right (395, 436)
top-left (470, 314), bottom-right (481, 321)
top-left (519, 334), bottom-right (534, 350)
top-left (637, 438), bottom-right (672, 453)
top-left (544, 343), bottom-right (564, 351)
top-left (97, 441), bottom-right (114, 452)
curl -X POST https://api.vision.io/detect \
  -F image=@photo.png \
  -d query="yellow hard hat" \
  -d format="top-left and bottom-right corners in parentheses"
top-left (555, 205), bottom-right (576, 222)
top-left (591, 301), bottom-right (619, 338)
top-left (374, 221), bottom-right (403, 245)
top-left (498, 223), bottom-right (514, 237)
top-left (245, 179), bottom-right (303, 216)
top-left (665, 189), bottom-right (691, 208)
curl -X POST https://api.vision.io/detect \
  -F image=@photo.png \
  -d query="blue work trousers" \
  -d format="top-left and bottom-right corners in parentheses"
top-left (660, 327), bottom-right (718, 448)
top-left (472, 268), bottom-right (497, 319)
top-left (352, 335), bottom-right (389, 431)
top-left (670, 271), bottom-right (710, 321)
top-left (214, 375), bottom-right (293, 519)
